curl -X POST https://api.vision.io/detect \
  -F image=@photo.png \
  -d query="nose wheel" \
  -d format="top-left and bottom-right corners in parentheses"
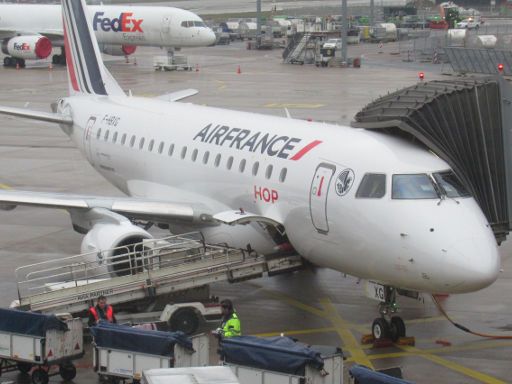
top-left (371, 286), bottom-right (407, 342)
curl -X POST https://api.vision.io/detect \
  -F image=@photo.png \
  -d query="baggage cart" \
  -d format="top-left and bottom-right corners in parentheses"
top-left (219, 336), bottom-right (344, 384)
top-left (0, 308), bottom-right (84, 384)
top-left (143, 366), bottom-right (240, 384)
top-left (92, 322), bottom-right (209, 383)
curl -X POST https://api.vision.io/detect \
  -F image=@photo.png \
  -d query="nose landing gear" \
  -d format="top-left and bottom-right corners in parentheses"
top-left (371, 286), bottom-right (407, 342)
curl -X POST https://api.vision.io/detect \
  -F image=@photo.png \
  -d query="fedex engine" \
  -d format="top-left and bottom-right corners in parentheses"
top-left (99, 43), bottom-right (137, 56)
top-left (2, 35), bottom-right (52, 59)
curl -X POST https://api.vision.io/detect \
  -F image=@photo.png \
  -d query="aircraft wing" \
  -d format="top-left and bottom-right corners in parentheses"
top-left (0, 28), bottom-right (63, 42)
top-left (0, 190), bottom-right (284, 227)
top-left (0, 189), bottom-right (211, 224)
top-left (0, 106), bottom-right (72, 125)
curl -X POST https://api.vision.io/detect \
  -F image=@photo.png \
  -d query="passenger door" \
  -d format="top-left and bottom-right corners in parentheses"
top-left (83, 116), bottom-right (96, 165)
top-left (310, 163), bottom-right (336, 234)
top-left (161, 15), bottom-right (172, 44)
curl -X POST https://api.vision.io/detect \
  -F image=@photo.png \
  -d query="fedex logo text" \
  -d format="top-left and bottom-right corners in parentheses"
top-left (13, 43), bottom-right (30, 51)
top-left (93, 12), bottom-right (143, 33)
top-left (254, 186), bottom-right (279, 203)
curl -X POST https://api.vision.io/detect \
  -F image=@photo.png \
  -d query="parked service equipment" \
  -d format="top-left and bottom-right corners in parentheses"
top-left (0, 308), bottom-right (83, 384)
top-left (143, 366), bottom-right (240, 384)
top-left (153, 55), bottom-right (192, 71)
top-left (91, 322), bottom-right (210, 383)
top-left (219, 336), bottom-right (343, 384)
top-left (15, 233), bottom-right (303, 315)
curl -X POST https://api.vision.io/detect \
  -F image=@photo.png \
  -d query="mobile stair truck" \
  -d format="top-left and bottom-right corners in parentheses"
top-left (218, 335), bottom-right (344, 384)
top-left (91, 322), bottom-right (210, 383)
top-left (0, 308), bottom-right (83, 384)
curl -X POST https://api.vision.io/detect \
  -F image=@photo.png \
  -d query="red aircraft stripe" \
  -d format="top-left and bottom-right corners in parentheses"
top-left (63, 22), bottom-right (79, 92)
top-left (290, 140), bottom-right (322, 161)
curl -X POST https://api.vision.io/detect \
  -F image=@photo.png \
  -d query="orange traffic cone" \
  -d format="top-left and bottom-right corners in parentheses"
top-left (236, 65), bottom-right (241, 74)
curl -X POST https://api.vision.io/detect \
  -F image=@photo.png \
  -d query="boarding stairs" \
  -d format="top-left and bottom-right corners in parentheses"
top-left (283, 33), bottom-right (312, 64)
top-left (15, 233), bottom-right (303, 314)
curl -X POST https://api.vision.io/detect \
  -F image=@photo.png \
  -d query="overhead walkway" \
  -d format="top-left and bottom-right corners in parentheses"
top-left (14, 233), bottom-right (303, 314)
top-left (353, 77), bottom-right (512, 242)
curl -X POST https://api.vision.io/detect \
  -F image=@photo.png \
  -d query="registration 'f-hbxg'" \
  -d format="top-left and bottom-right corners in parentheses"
top-left (0, 0), bottom-right (501, 341)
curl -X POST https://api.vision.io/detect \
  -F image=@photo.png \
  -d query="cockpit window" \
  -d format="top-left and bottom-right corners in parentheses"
top-left (181, 21), bottom-right (206, 28)
top-left (392, 174), bottom-right (438, 199)
top-left (356, 173), bottom-right (386, 198)
top-left (433, 171), bottom-right (470, 198)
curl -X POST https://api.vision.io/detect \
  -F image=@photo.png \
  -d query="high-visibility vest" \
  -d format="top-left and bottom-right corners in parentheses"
top-left (222, 312), bottom-right (241, 337)
top-left (89, 305), bottom-right (114, 322)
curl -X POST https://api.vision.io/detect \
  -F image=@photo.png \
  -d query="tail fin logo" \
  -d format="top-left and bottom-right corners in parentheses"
top-left (93, 12), bottom-right (143, 33)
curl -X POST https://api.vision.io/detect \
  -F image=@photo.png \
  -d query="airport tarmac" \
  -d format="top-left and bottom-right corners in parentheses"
top-left (0, 41), bottom-right (511, 383)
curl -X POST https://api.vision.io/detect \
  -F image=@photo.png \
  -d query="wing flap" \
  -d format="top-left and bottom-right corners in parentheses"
top-left (213, 210), bottom-right (282, 226)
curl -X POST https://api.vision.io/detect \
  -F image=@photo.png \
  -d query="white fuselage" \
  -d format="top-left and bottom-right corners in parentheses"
top-left (0, 4), bottom-right (216, 48)
top-left (58, 95), bottom-right (501, 295)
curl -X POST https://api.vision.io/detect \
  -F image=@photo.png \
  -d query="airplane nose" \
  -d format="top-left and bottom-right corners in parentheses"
top-left (206, 29), bottom-right (216, 46)
top-left (448, 231), bottom-right (500, 292)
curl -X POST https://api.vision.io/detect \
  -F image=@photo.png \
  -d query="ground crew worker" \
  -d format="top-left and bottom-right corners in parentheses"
top-left (219, 299), bottom-right (241, 337)
top-left (88, 295), bottom-right (116, 327)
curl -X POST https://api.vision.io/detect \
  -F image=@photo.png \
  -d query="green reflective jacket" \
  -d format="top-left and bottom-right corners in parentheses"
top-left (222, 312), bottom-right (241, 337)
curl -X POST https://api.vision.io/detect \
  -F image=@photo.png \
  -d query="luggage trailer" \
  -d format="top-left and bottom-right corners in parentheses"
top-left (91, 322), bottom-right (210, 384)
top-left (0, 309), bottom-right (84, 384)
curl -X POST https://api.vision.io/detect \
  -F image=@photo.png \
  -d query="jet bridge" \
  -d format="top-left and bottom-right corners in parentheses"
top-left (352, 77), bottom-right (512, 243)
top-left (14, 233), bottom-right (303, 314)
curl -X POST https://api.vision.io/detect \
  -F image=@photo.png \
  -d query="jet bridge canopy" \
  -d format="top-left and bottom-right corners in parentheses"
top-left (352, 77), bottom-right (512, 243)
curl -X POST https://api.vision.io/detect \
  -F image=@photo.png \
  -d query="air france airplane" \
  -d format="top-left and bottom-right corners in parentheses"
top-left (0, 3), bottom-right (216, 67)
top-left (0, 0), bottom-right (501, 341)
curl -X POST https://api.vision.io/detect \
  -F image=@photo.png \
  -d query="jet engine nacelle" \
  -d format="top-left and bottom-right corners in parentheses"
top-left (81, 222), bottom-right (152, 277)
top-left (99, 43), bottom-right (137, 56)
top-left (2, 35), bottom-right (52, 59)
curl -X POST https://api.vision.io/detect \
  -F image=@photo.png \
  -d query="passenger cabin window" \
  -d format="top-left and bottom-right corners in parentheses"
top-left (181, 146), bottom-right (187, 159)
top-left (265, 165), bottom-right (273, 180)
top-left (356, 174), bottom-right (386, 198)
top-left (227, 156), bottom-right (234, 170)
top-left (433, 171), bottom-right (470, 198)
top-left (112, 132), bottom-right (118, 143)
top-left (139, 137), bottom-right (145, 150)
top-left (392, 174), bottom-right (438, 199)
top-left (121, 133), bottom-right (127, 145)
top-left (203, 151), bottom-right (210, 164)
top-left (252, 162), bottom-right (259, 176)
top-left (104, 130), bottom-right (109, 141)
top-left (148, 139), bottom-right (155, 152)
top-left (214, 154), bottom-right (221, 167)
top-left (239, 159), bottom-right (246, 173)
top-left (191, 149), bottom-right (198, 161)
top-left (158, 142), bottom-right (164, 154)
top-left (279, 168), bottom-right (287, 183)
top-left (168, 144), bottom-right (175, 156)
top-left (130, 135), bottom-right (136, 147)
top-left (96, 128), bottom-right (102, 139)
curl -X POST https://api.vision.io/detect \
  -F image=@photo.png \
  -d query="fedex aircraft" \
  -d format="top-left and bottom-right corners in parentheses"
top-left (0, 3), bottom-right (216, 67)
top-left (0, 0), bottom-right (501, 342)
